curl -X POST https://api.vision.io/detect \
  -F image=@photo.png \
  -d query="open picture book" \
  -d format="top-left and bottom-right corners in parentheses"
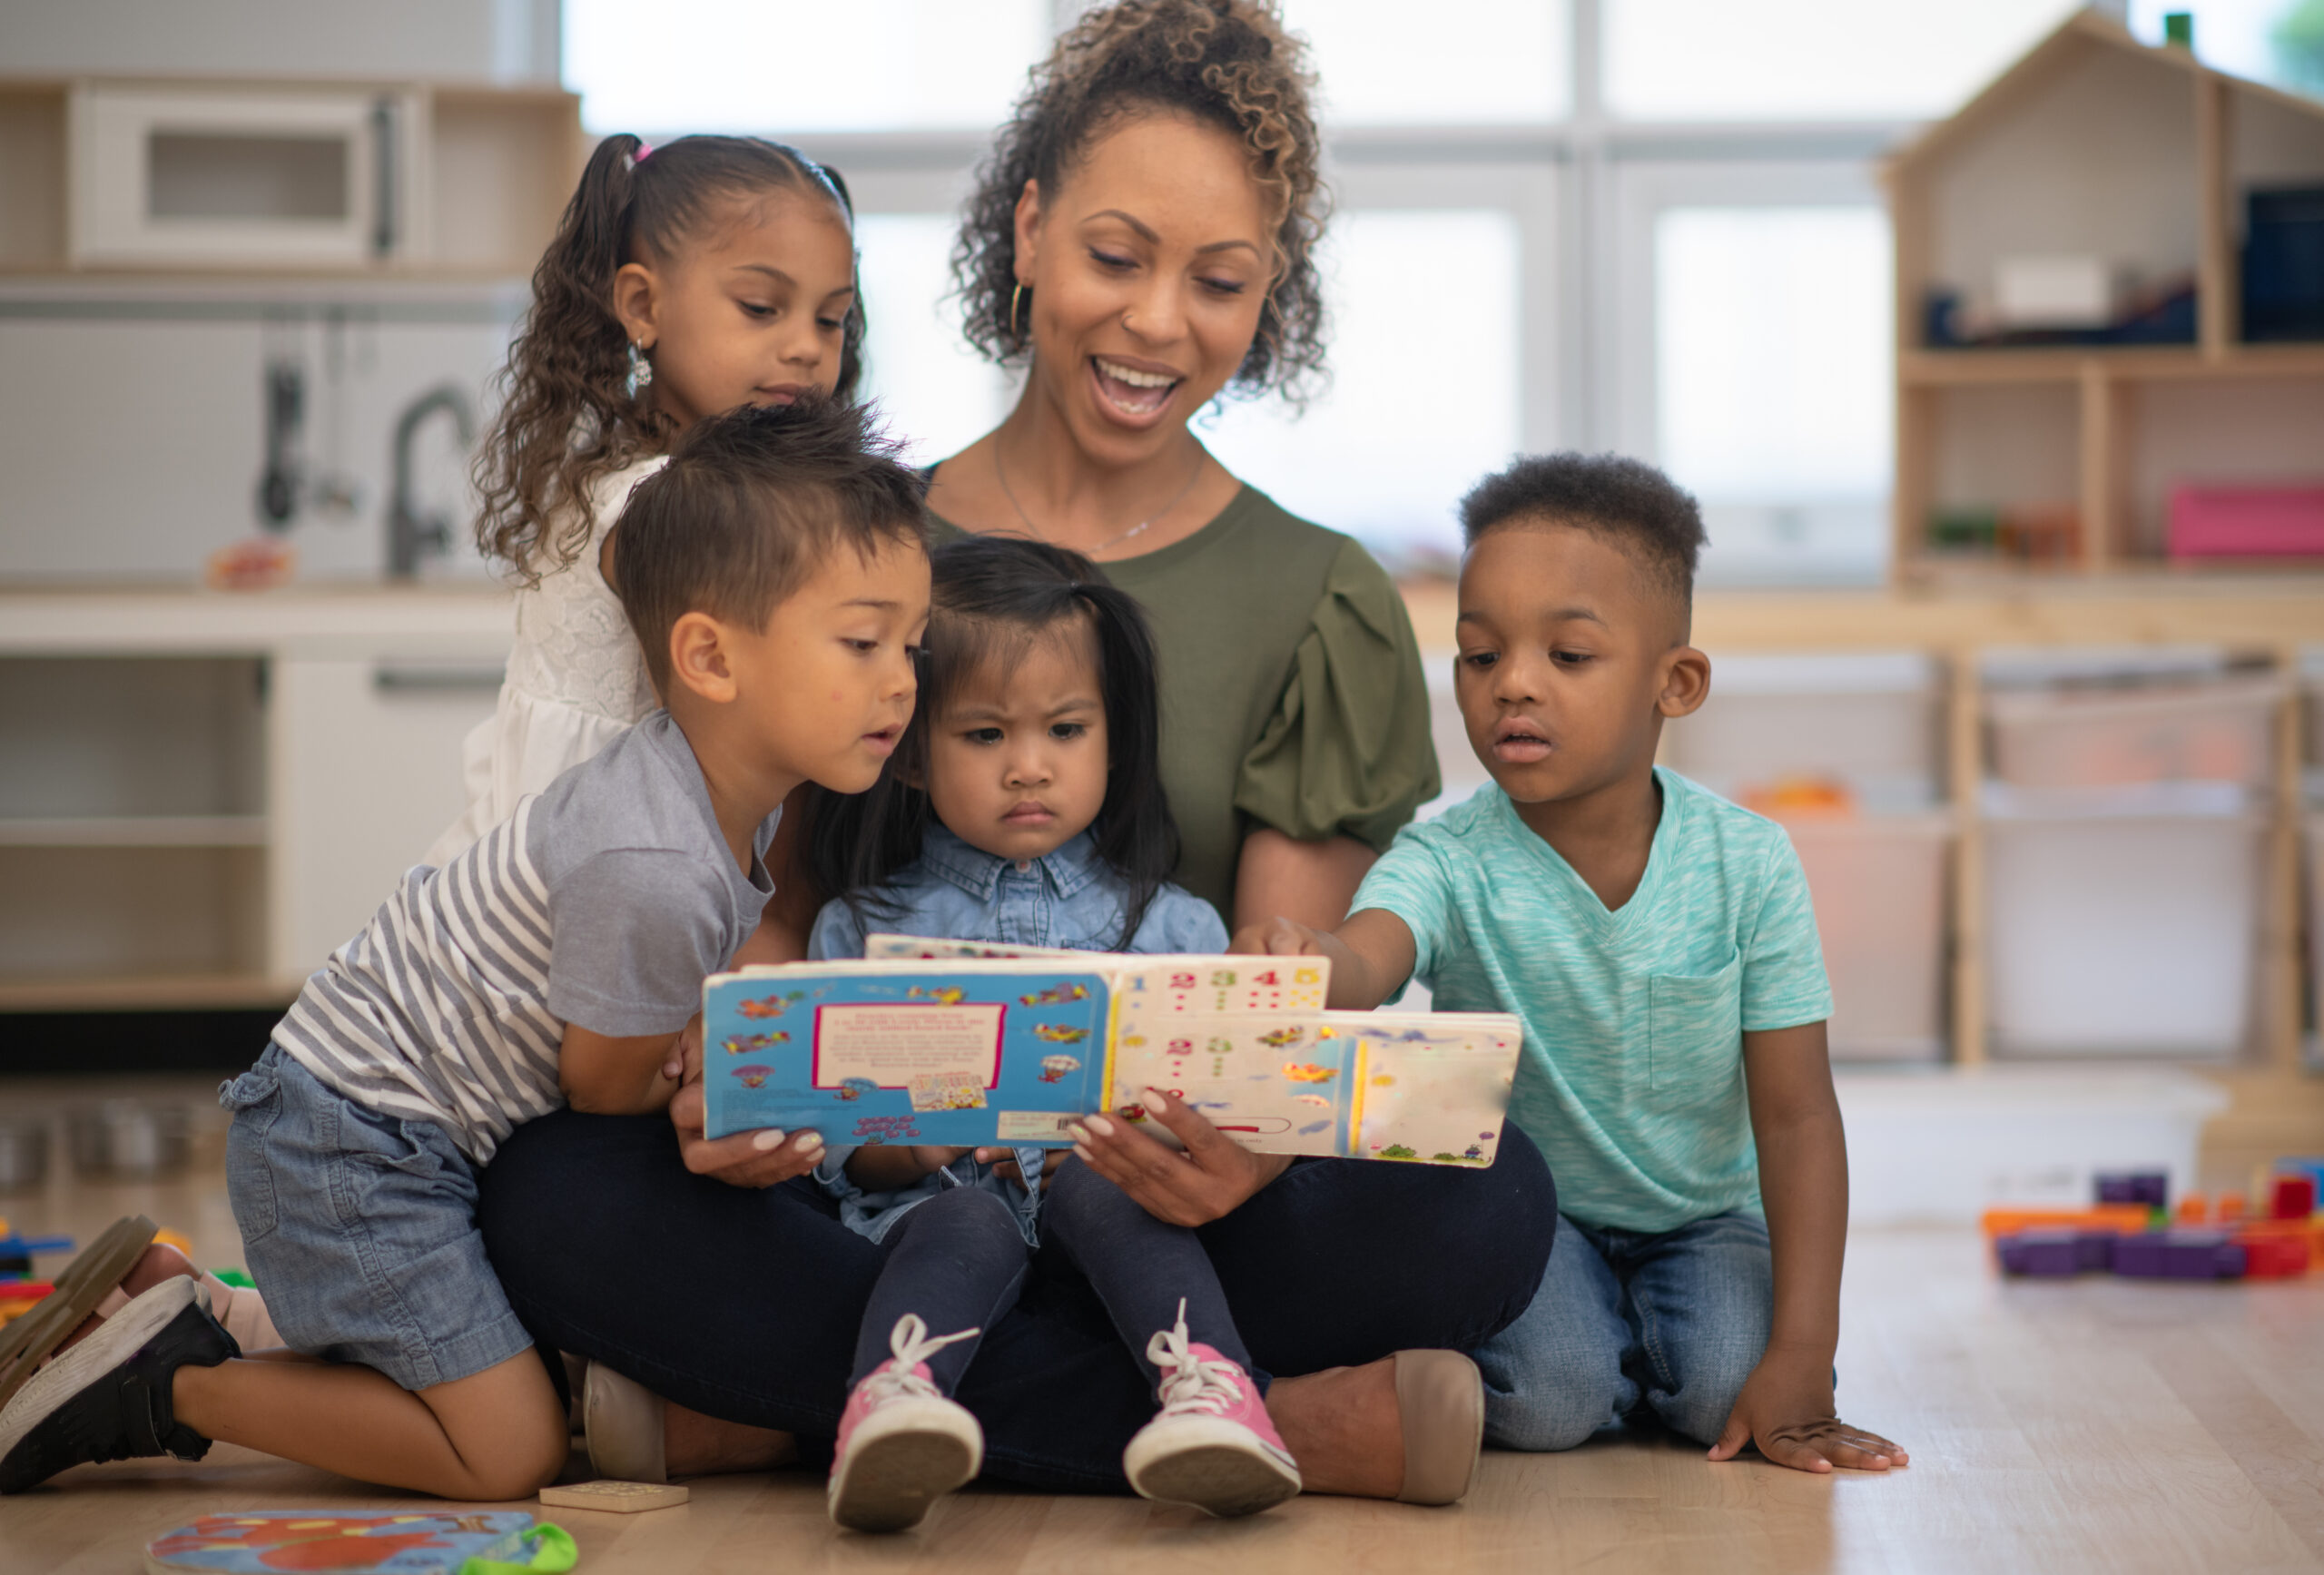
top-left (698, 936), bottom-right (1522, 1167)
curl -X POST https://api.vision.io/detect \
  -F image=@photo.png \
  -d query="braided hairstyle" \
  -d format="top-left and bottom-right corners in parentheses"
top-left (474, 133), bottom-right (866, 581)
top-left (952, 0), bottom-right (1330, 406)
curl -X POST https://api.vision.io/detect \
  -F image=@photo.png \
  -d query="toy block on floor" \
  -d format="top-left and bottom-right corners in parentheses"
top-left (1995, 1228), bottom-right (2118, 1275)
top-left (1981, 1205), bottom-right (2151, 1238)
top-left (540, 1480), bottom-right (690, 1513)
top-left (2270, 1173), bottom-right (2317, 1220)
top-left (2095, 1171), bottom-right (2169, 1209)
top-left (2234, 1230), bottom-right (2309, 1277)
top-left (2176, 1194), bottom-right (2211, 1225)
top-left (2114, 1230), bottom-right (2245, 1279)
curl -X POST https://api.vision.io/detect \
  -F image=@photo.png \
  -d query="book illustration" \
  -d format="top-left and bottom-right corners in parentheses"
top-left (1351, 1023), bottom-right (1522, 1166)
top-left (145, 1510), bottom-right (557, 1574)
top-left (703, 960), bottom-right (1111, 1146)
top-left (722, 1030), bottom-right (788, 1054)
top-left (910, 1071), bottom-right (990, 1111)
top-left (704, 947), bottom-right (1517, 1166)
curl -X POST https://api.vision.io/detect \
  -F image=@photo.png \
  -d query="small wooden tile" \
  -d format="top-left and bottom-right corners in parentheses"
top-left (539, 1479), bottom-right (691, 1513)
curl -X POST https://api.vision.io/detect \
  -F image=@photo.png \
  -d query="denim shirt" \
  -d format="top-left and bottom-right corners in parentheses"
top-left (807, 824), bottom-right (1228, 1245)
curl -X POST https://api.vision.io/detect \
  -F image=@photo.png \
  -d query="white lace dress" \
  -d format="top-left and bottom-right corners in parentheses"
top-left (421, 455), bottom-right (670, 868)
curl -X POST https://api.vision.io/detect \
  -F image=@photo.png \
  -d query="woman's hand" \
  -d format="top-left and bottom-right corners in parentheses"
top-left (1068, 1088), bottom-right (1292, 1227)
top-left (665, 1069), bottom-right (826, 1189)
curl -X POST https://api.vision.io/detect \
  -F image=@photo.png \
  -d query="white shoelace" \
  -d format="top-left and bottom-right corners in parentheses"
top-left (858, 1314), bottom-right (980, 1405)
top-left (1145, 1298), bottom-right (1246, 1416)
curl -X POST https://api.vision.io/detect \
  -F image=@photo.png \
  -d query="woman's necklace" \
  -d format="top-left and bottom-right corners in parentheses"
top-left (992, 437), bottom-right (1206, 557)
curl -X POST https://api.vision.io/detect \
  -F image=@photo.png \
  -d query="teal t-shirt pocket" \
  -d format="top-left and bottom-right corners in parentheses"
top-left (1648, 949), bottom-right (1743, 1093)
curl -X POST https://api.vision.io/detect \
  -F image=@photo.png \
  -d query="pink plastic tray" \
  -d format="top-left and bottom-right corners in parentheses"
top-left (2168, 485), bottom-right (2324, 558)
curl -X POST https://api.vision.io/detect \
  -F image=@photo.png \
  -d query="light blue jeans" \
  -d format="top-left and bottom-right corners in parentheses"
top-left (1473, 1210), bottom-right (1774, 1450)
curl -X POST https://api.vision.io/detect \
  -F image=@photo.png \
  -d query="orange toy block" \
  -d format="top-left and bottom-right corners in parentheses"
top-left (1980, 1205), bottom-right (2152, 1238)
top-left (2176, 1193), bottom-right (2210, 1224)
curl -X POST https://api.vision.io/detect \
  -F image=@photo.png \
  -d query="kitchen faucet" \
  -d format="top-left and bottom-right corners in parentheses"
top-left (386, 384), bottom-right (476, 580)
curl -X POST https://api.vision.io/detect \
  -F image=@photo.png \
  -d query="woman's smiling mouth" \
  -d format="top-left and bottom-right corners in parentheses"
top-left (1089, 356), bottom-right (1180, 419)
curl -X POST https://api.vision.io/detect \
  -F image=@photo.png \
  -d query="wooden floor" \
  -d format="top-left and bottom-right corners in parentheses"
top-left (4, 1075), bottom-right (2323, 1573)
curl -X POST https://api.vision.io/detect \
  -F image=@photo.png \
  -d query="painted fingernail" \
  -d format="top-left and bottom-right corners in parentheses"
top-left (751, 1128), bottom-right (787, 1151)
top-left (1066, 1123), bottom-right (1090, 1143)
top-left (795, 1132), bottom-right (823, 1153)
top-left (1073, 1145), bottom-right (1095, 1163)
top-left (1085, 1116), bottom-right (1114, 1137)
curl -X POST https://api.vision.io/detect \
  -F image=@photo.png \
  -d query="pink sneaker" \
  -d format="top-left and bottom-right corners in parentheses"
top-left (827, 1314), bottom-right (984, 1532)
top-left (1123, 1299), bottom-right (1301, 1517)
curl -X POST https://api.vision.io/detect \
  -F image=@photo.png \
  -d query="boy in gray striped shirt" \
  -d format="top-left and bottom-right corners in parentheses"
top-left (1, 401), bottom-right (931, 1499)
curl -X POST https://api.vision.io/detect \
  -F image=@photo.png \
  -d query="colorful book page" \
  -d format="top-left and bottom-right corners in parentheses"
top-left (1106, 1013), bottom-right (1358, 1157)
top-left (1344, 1014), bottom-right (1523, 1167)
top-left (702, 963), bottom-right (1111, 1147)
top-left (1109, 955), bottom-right (1331, 1039)
top-left (145, 1511), bottom-right (540, 1574)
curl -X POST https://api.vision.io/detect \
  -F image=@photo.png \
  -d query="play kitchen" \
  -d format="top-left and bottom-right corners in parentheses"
top-left (0, 74), bottom-right (580, 1012)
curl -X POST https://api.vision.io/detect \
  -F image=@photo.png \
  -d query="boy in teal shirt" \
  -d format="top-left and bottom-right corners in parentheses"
top-left (1237, 455), bottom-right (1905, 1474)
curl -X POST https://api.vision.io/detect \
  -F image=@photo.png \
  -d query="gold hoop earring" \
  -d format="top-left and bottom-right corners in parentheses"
top-left (1010, 281), bottom-right (1027, 340)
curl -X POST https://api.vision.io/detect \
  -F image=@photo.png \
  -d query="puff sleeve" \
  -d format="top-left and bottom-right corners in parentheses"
top-left (1232, 536), bottom-right (1441, 851)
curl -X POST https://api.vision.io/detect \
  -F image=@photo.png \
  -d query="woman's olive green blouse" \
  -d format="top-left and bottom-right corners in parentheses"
top-left (931, 485), bottom-right (1440, 920)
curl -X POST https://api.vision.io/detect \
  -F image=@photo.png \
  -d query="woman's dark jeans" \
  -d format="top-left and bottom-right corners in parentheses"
top-left (477, 1115), bottom-right (1556, 1492)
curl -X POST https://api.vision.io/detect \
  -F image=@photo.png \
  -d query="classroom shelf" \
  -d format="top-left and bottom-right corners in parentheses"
top-left (1901, 344), bottom-right (2324, 387)
top-left (1884, 13), bottom-right (2324, 579)
top-left (1403, 577), bottom-right (2323, 1076)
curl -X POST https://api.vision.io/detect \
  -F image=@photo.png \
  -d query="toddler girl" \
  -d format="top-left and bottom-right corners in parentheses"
top-left (424, 131), bottom-right (865, 865)
top-left (805, 536), bottom-right (1296, 1531)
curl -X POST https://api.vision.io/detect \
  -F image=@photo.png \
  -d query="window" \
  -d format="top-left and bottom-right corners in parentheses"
top-left (1281, 0), bottom-right (1570, 123)
top-left (852, 213), bottom-right (1016, 468)
top-left (1202, 210), bottom-right (1525, 562)
top-left (1655, 207), bottom-right (1893, 586)
top-left (1603, 0), bottom-right (2083, 121)
top-left (563, 0), bottom-right (1048, 134)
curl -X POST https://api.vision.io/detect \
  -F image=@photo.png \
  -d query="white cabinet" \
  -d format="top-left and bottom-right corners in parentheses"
top-left (271, 650), bottom-right (503, 983)
top-left (0, 590), bottom-right (511, 1010)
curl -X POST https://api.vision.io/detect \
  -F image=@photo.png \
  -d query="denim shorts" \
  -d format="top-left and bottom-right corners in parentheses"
top-left (219, 1044), bottom-right (533, 1392)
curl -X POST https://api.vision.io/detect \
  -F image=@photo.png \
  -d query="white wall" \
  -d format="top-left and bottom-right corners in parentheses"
top-left (0, 0), bottom-right (558, 82)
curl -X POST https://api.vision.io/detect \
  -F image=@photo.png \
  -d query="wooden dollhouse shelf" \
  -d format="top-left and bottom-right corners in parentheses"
top-left (1885, 13), bottom-right (2324, 578)
top-left (1902, 344), bottom-right (2324, 386)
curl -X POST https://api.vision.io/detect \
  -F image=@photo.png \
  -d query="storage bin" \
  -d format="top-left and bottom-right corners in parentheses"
top-left (1779, 812), bottom-right (1951, 1062)
top-left (1984, 782), bottom-right (2265, 1058)
top-left (1984, 672), bottom-right (2283, 790)
top-left (2169, 484), bottom-right (2324, 558)
top-left (1660, 652), bottom-right (1942, 808)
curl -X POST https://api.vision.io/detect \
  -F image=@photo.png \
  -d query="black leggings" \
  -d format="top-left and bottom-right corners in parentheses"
top-left (477, 1112), bottom-right (1556, 1492)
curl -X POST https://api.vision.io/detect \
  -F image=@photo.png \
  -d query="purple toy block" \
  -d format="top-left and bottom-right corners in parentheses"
top-left (1997, 1230), bottom-right (2082, 1275)
top-left (2074, 1230), bottom-right (2117, 1271)
top-left (2112, 1229), bottom-right (2245, 1279)
top-left (2095, 1170), bottom-right (2169, 1209)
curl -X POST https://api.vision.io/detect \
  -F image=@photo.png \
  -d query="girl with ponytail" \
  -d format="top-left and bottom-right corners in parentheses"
top-left (424, 133), bottom-right (866, 864)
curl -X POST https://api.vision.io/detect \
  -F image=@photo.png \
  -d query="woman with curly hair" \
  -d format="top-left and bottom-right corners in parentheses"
top-left (475, 0), bottom-right (1555, 1516)
top-left (929, 0), bottom-right (1437, 935)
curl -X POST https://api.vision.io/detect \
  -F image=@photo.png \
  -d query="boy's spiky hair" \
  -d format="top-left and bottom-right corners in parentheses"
top-left (613, 399), bottom-right (928, 693)
top-left (1458, 452), bottom-right (1707, 615)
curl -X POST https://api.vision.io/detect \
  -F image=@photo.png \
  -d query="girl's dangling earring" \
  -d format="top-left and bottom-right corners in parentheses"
top-left (1009, 281), bottom-right (1027, 340)
top-left (626, 341), bottom-right (654, 399)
